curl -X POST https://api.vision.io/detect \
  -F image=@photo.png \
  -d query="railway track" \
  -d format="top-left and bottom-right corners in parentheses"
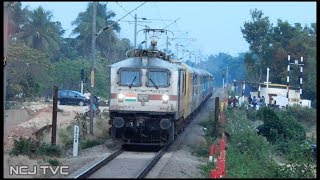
top-left (73, 90), bottom-right (216, 178)
top-left (74, 143), bottom-right (172, 178)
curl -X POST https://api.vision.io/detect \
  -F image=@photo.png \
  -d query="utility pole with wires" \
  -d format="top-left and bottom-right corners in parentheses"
top-left (167, 37), bottom-right (195, 59)
top-left (89, 1), bottom-right (97, 135)
top-left (134, 14), bottom-right (137, 48)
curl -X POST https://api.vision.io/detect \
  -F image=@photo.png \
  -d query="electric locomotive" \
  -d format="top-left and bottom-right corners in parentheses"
top-left (108, 40), bottom-right (213, 146)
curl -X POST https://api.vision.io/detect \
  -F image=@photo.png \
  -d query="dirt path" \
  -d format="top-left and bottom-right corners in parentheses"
top-left (146, 88), bottom-right (223, 178)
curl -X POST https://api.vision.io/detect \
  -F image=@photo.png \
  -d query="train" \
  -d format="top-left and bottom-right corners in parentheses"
top-left (108, 40), bottom-right (214, 146)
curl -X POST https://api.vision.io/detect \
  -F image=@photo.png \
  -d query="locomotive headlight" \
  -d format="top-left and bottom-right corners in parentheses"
top-left (160, 118), bottom-right (171, 130)
top-left (113, 117), bottom-right (124, 128)
top-left (118, 93), bottom-right (125, 102)
top-left (162, 94), bottom-right (169, 102)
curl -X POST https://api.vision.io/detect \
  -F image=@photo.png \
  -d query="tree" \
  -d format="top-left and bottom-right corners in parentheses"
top-left (7, 41), bottom-right (53, 100)
top-left (241, 9), bottom-right (272, 82)
top-left (7, 2), bottom-right (30, 37)
top-left (16, 6), bottom-right (64, 59)
top-left (71, 2), bottom-right (121, 57)
top-left (241, 9), bottom-right (316, 102)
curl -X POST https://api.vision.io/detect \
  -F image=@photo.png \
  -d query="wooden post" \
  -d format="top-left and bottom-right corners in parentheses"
top-left (214, 97), bottom-right (220, 138)
top-left (51, 86), bottom-right (58, 145)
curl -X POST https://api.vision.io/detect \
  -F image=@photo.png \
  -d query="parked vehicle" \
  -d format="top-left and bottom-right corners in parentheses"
top-left (57, 90), bottom-right (87, 106)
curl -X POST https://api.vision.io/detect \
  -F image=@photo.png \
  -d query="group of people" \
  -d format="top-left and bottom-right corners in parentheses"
top-left (248, 95), bottom-right (266, 110)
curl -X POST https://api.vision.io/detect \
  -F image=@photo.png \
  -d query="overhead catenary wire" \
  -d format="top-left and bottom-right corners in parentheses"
top-left (115, 2), bottom-right (135, 19)
top-left (154, 2), bottom-right (167, 28)
top-left (146, 17), bottom-right (181, 43)
top-left (96, 2), bottom-right (147, 37)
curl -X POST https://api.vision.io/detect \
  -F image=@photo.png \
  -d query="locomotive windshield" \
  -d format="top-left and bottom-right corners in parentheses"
top-left (119, 69), bottom-right (141, 87)
top-left (147, 69), bottom-right (170, 87)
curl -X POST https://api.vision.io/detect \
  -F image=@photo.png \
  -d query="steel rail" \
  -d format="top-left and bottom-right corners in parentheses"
top-left (74, 148), bottom-right (124, 178)
top-left (135, 142), bottom-right (173, 178)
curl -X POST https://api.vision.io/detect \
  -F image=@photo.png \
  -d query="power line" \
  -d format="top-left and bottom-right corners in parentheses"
top-left (150, 18), bottom-right (180, 39)
top-left (115, 2), bottom-right (135, 19)
top-left (153, 2), bottom-right (167, 28)
top-left (96, 2), bottom-right (147, 37)
top-left (138, 18), bottom-right (174, 21)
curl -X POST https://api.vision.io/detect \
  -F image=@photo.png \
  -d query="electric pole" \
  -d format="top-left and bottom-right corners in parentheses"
top-left (134, 14), bottom-right (137, 48)
top-left (90, 1), bottom-right (97, 135)
top-left (175, 44), bottom-right (179, 59)
top-left (4, 2), bottom-right (9, 125)
top-left (145, 25), bottom-right (148, 49)
top-left (166, 35), bottom-right (169, 53)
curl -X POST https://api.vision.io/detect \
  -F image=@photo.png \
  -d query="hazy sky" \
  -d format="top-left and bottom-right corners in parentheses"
top-left (21, 2), bottom-right (316, 58)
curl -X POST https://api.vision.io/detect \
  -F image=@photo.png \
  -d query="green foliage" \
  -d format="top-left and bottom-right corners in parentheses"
top-left (241, 9), bottom-right (316, 101)
top-left (9, 137), bottom-right (38, 157)
top-left (71, 2), bottom-right (122, 58)
top-left (274, 140), bottom-right (313, 163)
top-left (280, 105), bottom-right (316, 128)
top-left (190, 142), bottom-right (209, 157)
top-left (37, 143), bottom-right (63, 157)
top-left (256, 107), bottom-right (306, 144)
top-left (273, 162), bottom-right (316, 178)
top-left (58, 125), bottom-right (74, 148)
top-left (52, 56), bottom-right (109, 98)
top-left (223, 108), bottom-right (278, 178)
top-left (15, 6), bottom-right (63, 59)
top-left (48, 159), bottom-right (60, 166)
top-left (9, 137), bottom-right (63, 158)
top-left (80, 138), bottom-right (103, 150)
top-left (7, 41), bottom-right (53, 100)
top-left (72, 112), bottom-right (89, 139)
top-left (245, 108), bottom-right (257, 121)
top-left (199, 161), bottom-right (216, 177)
top-left (193, 53), bottom-right (246, 88)
top-left (225, 108), bottom-right (254, 136)
top-left (193, 104), bottom-right (315, 178)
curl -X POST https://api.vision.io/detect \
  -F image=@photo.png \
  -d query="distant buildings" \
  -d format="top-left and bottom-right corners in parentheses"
top-left (249, 83), bottom-right (311, 108)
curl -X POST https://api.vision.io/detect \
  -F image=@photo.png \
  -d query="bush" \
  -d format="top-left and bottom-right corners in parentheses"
top-left (245, 108), bottom-right (257, 121)
top-left (37, 143), bottom-right (63, 157)
top-left (48, 159), bottom-right (60, 166)
top-left (190, 142), bottom-right (209, 157)
top-left (256, 107), bottom-right (306, 144)
top-left (281, 105), bottom-right (316, 128)
top-left (80, 138), bottom-right (103, 149)
top-left (59, 125), bottom-right (74, 148)
top-left (273, 162), bottom-right (316, 178)
top-left (274, 140), bottom-right (313, 163)
top-left (199, 161), bottom-right (216, 177)
top-left (9, 137), bottom-right (38, 157)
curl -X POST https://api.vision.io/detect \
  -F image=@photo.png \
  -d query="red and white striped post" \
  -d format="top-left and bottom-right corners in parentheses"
top-left (209, 144), bottom-right (214, 162)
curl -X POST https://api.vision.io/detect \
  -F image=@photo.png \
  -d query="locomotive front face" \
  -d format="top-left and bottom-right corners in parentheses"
top-left (109, 67), bottom-right (178, 113)
top-left (109, 57), bottom-right (179, 145)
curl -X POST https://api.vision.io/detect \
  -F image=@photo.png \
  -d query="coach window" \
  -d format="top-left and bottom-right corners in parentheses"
top-left (147, 69), bottom-right (170, 87)
top-left (118, 68), bottom-right (142, 87)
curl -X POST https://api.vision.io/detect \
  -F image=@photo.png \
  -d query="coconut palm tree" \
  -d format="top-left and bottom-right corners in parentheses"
top-left (7, 2), bottom-right (29, 37)
top-left (17, 6), bottom-right (63, 59)
top-left (71, 2), bottom-right (121, 57)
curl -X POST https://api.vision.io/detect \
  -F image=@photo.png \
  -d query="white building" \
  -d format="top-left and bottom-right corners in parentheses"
top-left (249, 83), bottom-right (311, 108)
